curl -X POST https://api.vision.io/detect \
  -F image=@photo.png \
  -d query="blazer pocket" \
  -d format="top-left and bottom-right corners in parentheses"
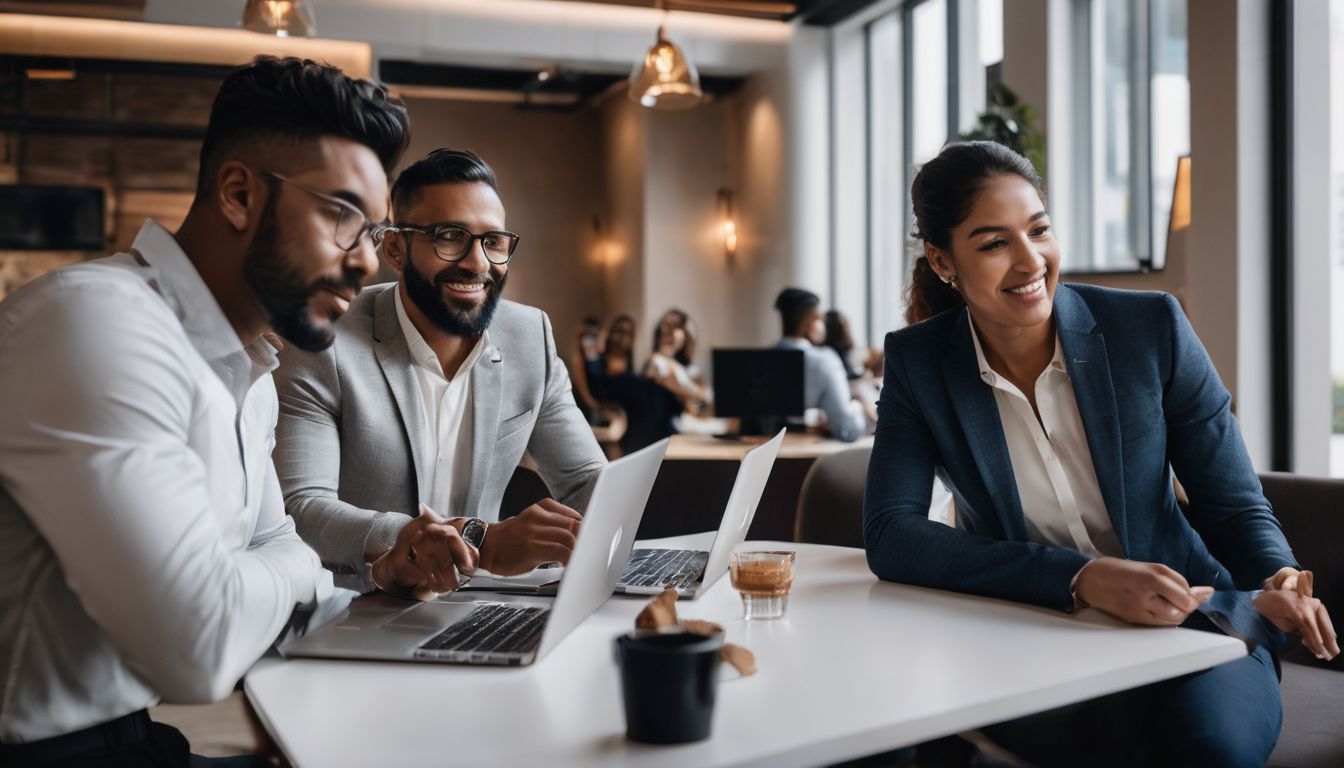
top-left (498, 408), bottom-right (536, 439)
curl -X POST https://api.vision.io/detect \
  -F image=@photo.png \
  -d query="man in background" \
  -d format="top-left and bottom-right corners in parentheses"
top-left (774, 287), bottom-right (868, 442)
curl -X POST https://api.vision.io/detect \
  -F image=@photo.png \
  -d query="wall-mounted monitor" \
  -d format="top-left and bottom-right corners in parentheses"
top-left (0, 185), bottom-right (106, 250)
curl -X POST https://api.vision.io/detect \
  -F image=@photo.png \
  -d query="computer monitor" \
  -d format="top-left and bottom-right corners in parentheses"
top-left (0, 186), bottom-right (105, 250)
top-left (712, 348), bottom-right (805, 437)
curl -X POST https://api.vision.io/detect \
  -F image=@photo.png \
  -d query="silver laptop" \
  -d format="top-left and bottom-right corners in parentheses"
top-left (279, 438), bottom-right (670, 666)
top-left (615, 429), bottom-right (784, 599)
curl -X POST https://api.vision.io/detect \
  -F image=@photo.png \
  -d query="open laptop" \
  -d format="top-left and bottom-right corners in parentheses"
top-left (279, 438), bottom-right (670, 666)
top-left (614, 428), bottom-right (784, 599)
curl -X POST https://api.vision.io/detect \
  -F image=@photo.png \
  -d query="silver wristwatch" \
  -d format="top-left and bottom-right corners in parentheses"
top-left (460, 517), bottom-right (488, 552)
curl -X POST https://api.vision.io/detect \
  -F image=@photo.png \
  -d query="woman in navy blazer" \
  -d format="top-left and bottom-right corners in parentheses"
top-left (864, 142), bottom-right (1337, 766)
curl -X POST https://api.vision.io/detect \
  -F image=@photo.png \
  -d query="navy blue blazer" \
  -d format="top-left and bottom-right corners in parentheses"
top-left (863, 283), bottom-right (1297, 650)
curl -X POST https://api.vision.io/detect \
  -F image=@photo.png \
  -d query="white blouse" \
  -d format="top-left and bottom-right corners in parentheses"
top-left (967, 312), bottom-right (1124, 558)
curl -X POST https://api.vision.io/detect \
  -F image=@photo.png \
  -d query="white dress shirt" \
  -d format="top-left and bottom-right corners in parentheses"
top-left (0, 220), bottom-right (349, 743)
top-left (967, 313), bottom-right (1124, 558)
top-left (775, 337), bottom-right (868, 441)
top-left (393, 289), bottom-right (487, 519)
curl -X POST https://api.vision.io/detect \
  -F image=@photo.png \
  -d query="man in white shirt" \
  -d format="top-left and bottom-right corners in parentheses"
top-left (773, 287), bottom-right (868, 442)
top-left (0, 56), bottom-right (415, 766)
top-left (274, 149), bottom-right (606, 597)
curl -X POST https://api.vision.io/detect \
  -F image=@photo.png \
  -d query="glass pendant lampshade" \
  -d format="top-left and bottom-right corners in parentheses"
top-left (242, 0), bottom-right (316, 38)
top-left (628, 24), bottom-right (703, 110)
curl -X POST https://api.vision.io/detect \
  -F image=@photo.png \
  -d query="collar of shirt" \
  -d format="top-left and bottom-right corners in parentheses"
top-left (966, 308), bottom-right (1068, 397)
top-left (777, 336), bottom-right (812, 350)
top-left (393, 286), bottom-right (489, 381)
top-left (129, 220), bottom-right (279, 385)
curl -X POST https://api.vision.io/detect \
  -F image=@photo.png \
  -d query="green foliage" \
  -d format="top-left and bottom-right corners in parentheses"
top-left (1333, 379), bottom-right (1344, 434)
top-left (959, 82), bottom-right (1048, 178)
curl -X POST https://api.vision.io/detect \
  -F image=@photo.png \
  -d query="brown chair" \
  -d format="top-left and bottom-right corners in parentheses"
top-left (1260, 472), bottom-right (1344, 768)
top-left (793, 446), bottom-right (871, 547)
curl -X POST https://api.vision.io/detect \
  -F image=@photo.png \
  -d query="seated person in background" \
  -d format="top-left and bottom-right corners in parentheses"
top-left (823, 309), bottom-right (881, 426)
top-left (823, 309), bottom-right (866, 380)
top-left (586, 314), bottom-right (638, 406)
top-left (645, 308), bottom-right (708, 413)
top-left (865, 141), bottom-right (1337, 766)
top-left (594, 314), bottom-right (680, 456)
top-left (570, 315), bottom-right (603, 420)
top-left (275, 148), bottom-right (606, 598)
top-left (0, 56), bottom-right (407, 764)
top-left (773, 288), bottom-right (868, 442)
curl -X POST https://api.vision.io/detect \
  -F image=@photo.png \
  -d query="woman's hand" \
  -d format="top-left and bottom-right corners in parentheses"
top-left (1254, 568), bottom-right (1339, 660)
top-left (1074, 557), bottom-right (1213, 626)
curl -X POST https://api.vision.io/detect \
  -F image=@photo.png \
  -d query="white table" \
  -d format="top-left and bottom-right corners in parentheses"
top-left (245, 536), bottom-right (1245, 768)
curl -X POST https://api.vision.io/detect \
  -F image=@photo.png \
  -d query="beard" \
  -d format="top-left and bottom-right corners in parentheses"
top-left (403, 252), bottom-right (507, 337)
top-left (242, 197), bottom-right (364, 352)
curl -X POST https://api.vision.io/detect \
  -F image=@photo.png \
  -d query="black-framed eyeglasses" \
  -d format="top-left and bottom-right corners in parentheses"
top-left (262, 171), bottom-right (394, 252)
top-left (394, 223), bottom-right (520, 265)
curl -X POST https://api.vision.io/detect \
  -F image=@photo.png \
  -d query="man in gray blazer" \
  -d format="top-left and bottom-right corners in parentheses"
top-left (275, 148), bottom-right (606, 598)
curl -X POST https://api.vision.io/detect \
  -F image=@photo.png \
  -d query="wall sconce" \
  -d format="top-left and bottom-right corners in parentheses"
top-left (717, 188), bottom-right (737, 268)
top-left (242, 0), bottom-right (317, 38)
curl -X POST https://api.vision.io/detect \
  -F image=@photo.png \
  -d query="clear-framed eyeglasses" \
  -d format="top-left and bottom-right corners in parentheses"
top-left (261, 171), bottom-right (395, 251)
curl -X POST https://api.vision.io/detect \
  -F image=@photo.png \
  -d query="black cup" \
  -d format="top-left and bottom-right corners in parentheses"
top-left (614, 630), bottom-right (724, 744)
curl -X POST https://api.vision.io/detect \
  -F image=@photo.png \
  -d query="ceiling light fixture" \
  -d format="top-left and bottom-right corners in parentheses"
top-left (242, 0), bottom-right (316, 38)
top-left (628, 4), bottom-right (702, 111)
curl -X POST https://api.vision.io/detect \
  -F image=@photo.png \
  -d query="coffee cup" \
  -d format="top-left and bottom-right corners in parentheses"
top-left (614, 629), bottom-right (724, 744)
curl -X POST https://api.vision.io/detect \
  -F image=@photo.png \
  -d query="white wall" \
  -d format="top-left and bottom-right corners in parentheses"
top-left (1185, 0), bottom-right (1273, 466)
top-left (599, 94), bottom-right (647, 339)
top-left (144, 0), bottom-right (789, 75)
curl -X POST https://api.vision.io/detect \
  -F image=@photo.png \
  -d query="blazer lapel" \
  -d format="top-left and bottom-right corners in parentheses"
top-left (372, 287), bottom-right (432, 503)
top-left (1055, 286), bottom-right (1129, 554)
top-left (464, 339), bottom-right (504, 517)
top-left (942, 311), bottom-right (1029, 541)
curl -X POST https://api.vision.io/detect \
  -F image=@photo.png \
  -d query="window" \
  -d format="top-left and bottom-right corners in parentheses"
top-left (867, 11), bottom-right (904, 340)
top-left (1072, 0), bottom-right (1189, 273)
top-left (1332, 1), bottom-right (1344, 476)
top-left (834, 0), bottom-right (1003, 344)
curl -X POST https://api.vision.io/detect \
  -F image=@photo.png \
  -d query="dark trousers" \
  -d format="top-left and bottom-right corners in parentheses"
top-left (982, 643), bottom-right (1282, 767)
top-left (0, 710), bottom-right (273, 768)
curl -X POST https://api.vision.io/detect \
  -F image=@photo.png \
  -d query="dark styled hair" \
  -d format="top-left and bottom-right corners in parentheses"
top-left (391, 148), bottom-right (500, 219)
top-left (906, 141), bottom-right (1046, 323)
top-left (774, 287), bottom-right (821, 338)
top-left (605, 314), bottom-right (636, 370)
top-left (823, 310), bottom-right (853, 355)
top-left (651, 308), bottom-right (692, 366)
top-left (198, 55), bottom-right (409, 195)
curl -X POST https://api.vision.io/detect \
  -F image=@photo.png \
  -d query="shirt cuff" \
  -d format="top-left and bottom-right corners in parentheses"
top-left (1068, 558), bottom-right (1098, 612)
top-left (361, 512), bottom-right (412, 571)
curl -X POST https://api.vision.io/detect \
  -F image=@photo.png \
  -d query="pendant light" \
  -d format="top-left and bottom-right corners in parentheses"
top-left (628, 6), bottom-right (703, 111)
top-left (242, 0), bottom-right (317, 38)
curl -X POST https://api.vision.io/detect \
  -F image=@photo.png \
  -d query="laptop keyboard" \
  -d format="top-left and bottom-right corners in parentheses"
top-left (415, 602), bottom-right (548, 664)
top-left (618, 548), bottom-right (710, 590)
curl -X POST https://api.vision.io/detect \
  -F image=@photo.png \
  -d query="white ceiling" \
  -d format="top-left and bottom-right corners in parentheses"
top-left (141, 0), bottom-right (793, 76)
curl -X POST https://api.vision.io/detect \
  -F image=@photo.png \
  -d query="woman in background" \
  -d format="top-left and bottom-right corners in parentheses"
top-left (864, 141), bottom-right (1335, 766)
top-left (586, 314), bottom-right (637, 405)
top-left (645, 308), bottom-right (708, 413)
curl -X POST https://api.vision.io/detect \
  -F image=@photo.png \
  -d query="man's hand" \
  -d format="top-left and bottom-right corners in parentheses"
top-left (1074, 557), bottom-right (1213, 626)
top-left (478, 498), bottom-right (582, 576)
top-left (371, 504), bottom-right (477, 599)
top-left (1255, 568), bottom-right (1339, 660)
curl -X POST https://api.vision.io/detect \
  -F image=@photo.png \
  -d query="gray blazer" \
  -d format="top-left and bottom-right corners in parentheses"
top-left (274, 282), bottom-right (606, 591)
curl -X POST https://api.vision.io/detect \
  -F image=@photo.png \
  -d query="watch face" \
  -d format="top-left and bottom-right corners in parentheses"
top-left (462, 518), bottom-right (486, 550)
